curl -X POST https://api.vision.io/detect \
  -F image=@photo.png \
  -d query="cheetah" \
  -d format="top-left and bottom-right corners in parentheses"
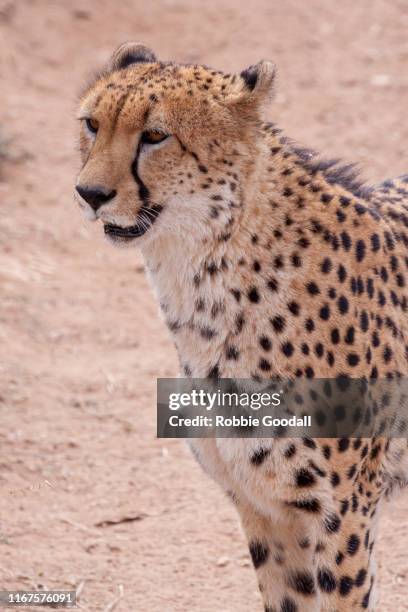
top-left (75, 42), bottom-right (408, 611)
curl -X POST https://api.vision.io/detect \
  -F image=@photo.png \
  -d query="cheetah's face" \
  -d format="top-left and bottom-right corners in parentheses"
top-left (75, 43), bottom-right (275, 248)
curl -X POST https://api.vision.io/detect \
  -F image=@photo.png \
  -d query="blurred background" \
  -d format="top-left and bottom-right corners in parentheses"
top-left (1, 1), bottom-right (408, 610)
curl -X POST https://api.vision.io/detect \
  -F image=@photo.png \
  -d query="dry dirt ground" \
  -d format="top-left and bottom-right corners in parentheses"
top-left (1, 1), bottom-right (408, 610)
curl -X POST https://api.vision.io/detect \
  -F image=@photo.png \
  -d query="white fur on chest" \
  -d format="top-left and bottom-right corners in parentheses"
top-left (143, 234), bottom-right (233, 376)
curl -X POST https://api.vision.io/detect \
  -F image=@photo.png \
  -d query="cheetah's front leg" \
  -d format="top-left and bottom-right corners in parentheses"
top-left (216, 438), bottom-right (378, 611)
top-left (236, 497), bottom-right (322, 612)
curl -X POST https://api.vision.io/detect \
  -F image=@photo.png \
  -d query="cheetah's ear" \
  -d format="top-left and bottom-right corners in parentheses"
top-left (107, 42), bottom-right (157, 72)
top-left (230, 60), bottom-right (276, 108)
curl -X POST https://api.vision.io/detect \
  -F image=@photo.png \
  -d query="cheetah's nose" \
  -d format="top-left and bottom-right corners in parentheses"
top-left (75, 185), bottom-right (117, 212)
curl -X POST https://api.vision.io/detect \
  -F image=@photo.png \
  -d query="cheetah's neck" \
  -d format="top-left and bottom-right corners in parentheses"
top-left (141, 129), bottom-right (375, 377)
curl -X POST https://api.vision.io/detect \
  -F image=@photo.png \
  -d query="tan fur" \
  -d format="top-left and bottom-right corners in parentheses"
top-left (75, 43), bottom-right (408, 611)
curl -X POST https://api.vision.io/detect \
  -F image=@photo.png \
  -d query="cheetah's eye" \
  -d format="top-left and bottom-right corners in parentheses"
top-left (141, 130), bottom-right (169, 145)
top-left (84, 118), bottom-right (99, 134)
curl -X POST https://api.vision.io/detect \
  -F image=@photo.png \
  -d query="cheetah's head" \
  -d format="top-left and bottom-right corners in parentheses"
top-left (75, 43), bottom-right (275, 249)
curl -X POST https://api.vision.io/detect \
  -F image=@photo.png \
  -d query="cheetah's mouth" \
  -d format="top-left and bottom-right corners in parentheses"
top-left (104, 223), bottom-right (147, 240)
top-left (104, 204), bottom-right (163, 242)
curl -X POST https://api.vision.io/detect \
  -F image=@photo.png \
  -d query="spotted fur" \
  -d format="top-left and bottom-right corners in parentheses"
top-left (75, 43), bottom-right (408, 611)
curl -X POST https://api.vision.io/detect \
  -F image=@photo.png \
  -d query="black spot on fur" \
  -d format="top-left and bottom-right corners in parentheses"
top-left (331, 472), bottom-right (341, 487)
top-left (336, 552), bottom-right (345, 565)
top-left (200, 326), bottom-right (217, 340)
top-left (251, 447), bottom-right (271, 466)
top-left (260, 335), bottom-right (272, 351)
top-left (338, 295), bottom-right (349, 314)
top-left (318, 568), bottom-right (336, 593)
top-left (325, 513), bottom-right (341, 534)
top-left (271, 315), bottom-right (286, 333)
top-left (338, 438), bottom-right (350, 452)
top-left (306, 281), bottom-right (320, 296)
top-left (356, 239), bottom-right (366, 262)
top-left (249, 540), bottom-right (269, 568)
top-left (302, 437), bottom-right (316, 449)
top-left (347, 534), bottom-right (360, 556)
top-left (230, 289), bottom-right (241, 302)
top-left (282, 342), bottom-right (294, 357)
top-left (295, 468), bottom-right (316, 487)
top-left (248, 287), bottom-right (261, 303)
top-left (280, 598), bottom-right (298, 612)
top-left (288, 571), bottom-right (316, 596)
top-left (322, 445), bottom-right (331, 460)
top-left (259, 358), bottom-right (271, 371)
top-left (207, 365), bottom-right (219, 379)
top-left (226, 345), bottom-right (240, 360)
top-left (339, 576), bottom-right (354, 596)
top-left (355, 569), bottom-right (367, 587)
top-left (288, 301), bottom-right (300, 315)
top-left (284, 444), bottom-right (297, 459)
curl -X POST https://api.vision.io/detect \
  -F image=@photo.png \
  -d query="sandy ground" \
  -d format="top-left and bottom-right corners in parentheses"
top-left (1, 1), bottom-right (408, 610)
